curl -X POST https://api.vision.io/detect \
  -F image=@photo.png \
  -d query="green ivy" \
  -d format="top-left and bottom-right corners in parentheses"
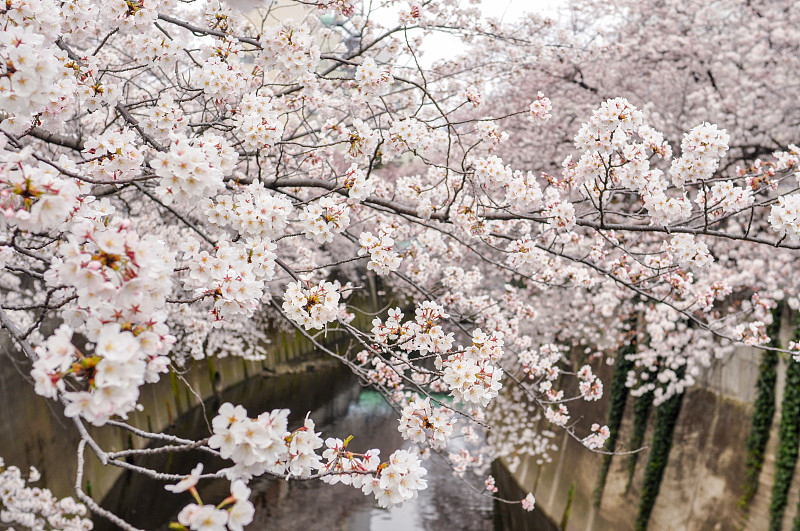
top-left (739, 307), bottom-right (781, 513)
top-left (561, 481), bottom-right (576, 529)
top-left (634, 366), bottom-right (686, 531)
top-left (771, 313), bottom-right (800, 531)
top-left (593, 334), bottom-right (637, 506)
top-left (625, 387), bottom-right (654, 494)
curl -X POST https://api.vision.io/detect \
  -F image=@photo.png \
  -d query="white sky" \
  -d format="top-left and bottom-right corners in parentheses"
top-left (404, 0), bottom-right (563, 67)
top-left (482, 0), bottom-right (558, 22)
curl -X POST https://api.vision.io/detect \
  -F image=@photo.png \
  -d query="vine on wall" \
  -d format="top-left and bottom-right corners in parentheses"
top-left (561, 482), bottom-right (576, 529)
top-left (625, 388), bottom-right (654, 494)
top-left (634, 366), bottom-right (686, 531)
top-left (771, 312), bottom-right (800, 531)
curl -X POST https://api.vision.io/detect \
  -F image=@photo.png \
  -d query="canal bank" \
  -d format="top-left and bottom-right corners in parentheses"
top-left (499, 329), bottom-right (800, 530)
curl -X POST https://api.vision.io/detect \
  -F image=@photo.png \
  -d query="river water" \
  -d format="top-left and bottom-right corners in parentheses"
top-left (97, 363), bottom-right (548, 530)
top-left (248, 389), bottom-right (496, 531)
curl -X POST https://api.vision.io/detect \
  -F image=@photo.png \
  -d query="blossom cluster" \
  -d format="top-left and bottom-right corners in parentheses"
top-left (789, 341), bottom-right (800, 363)
top-left (695, 180), bottom-right (753, 221)
top-left (696, 280), bottom-right (733, 312)
top-left (358, 229), bottom-right (402, 275)
top-left (356, 351), bottom-right (404, 390)
top-left (448, 448), bottom-right (484, 477)
top-left (282, 278), bottom-right (342, 330)
top-left (56, 324), bottom-right (166, 425)
top-left (398, 395), bottom-right (456, 449)
top-left (563, 99), bottom-right (731, 226)
top-left (582, 423), bottom-right (611, 450)
top-left (371, 303), bottom-right (455, 356)
top-left (473, 155), bottom-right (513, 192)
top-left (355, 57), bottom-right (394, 96)
top-left (298, 197), bottom-right (351, 243)
top-left (258, 20), bottom-right (320, 76)
top-left (342, 164), bottom-right (375, 203)
top-left (319, 438), bottom-right (381, 487)
top-left (529, 91), bottom-right (552, 124)
top-left (438, 328), bottom-right (504, 406)
top-left (0, 26), bottom-right (65, 122)
top-left (319, 0), bottom-right (357, 17)
top-left (367, 306), bottom-right (505, 407)
top-left (397, 0), bottom-right (422, 24)
top-left (464, 85), bottom-right (483, 107)
top-left (235, 92), bottom-right (285, 151)
top-left (0, 146), bottom-right (80, 233)
top-left (181, 236), bottom-right (277, 325)
top-left (208, 403), bottom-right (323, 482)
top-left (577, 364), bottom-right (603, 401)
top-left (518, 344), bottom-right (562, 384)
top-left (393, 169), bottom-right (449, 220)
top-left (204, 181), bottom-right (293, 240)
top-left (325, 118), bottom-right (380, 160)
top-left (475, 120), bottom-right (508, 145)
top-left (131, 30), bottom-right (181, 67)
top-left (543, 197), bottom-right (577, 231)
top-left (387, 117), bottom-right (445, 157)
top-left (521, 492), bottom-right (536, 511)
top-left (140, 95), bottom-right (185, 141)
top-left (195, 38), bottom-right (252, 103)
top-left (544, 404), bottom-right (570, 427)
top-left (574, 97), bottom-right (644, 155)
top-left (322, 442), bottom-right (427, 508)
top-left (669, 123), bottom-right (730, 187)
top-left (152, 133), bottom-right (238, 205)
top-left (40, 217), bottom-right (175, 424)
top-left (663, 234), bottom-right (713, 270)
top-left (506, 235), bottom-right (559, 283)
top-left (83, 130), bottom-right (144, 183)
top-left (505, 170), bottom-right (544, 212)
top-left (769, 194), bottom-right (800, 241)
top-left (732, 321), bottom-right (769, 346)
top-left (0, 460), bottom-right (92, 530)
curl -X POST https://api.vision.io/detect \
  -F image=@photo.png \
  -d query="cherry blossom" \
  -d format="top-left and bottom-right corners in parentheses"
top-left (0, 459), bottom-right (92, 531)
top-left (1, 1), bottom-right (800, 528)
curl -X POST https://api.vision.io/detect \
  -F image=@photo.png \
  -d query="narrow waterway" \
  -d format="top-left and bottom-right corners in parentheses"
top-left (248, 389), bottom-right (496, 530)
top-left (97, 362), bottom-right (549, 530)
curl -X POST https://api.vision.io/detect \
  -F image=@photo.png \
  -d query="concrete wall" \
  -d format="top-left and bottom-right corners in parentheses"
top-left (501, 313), bottom-right (796, 530)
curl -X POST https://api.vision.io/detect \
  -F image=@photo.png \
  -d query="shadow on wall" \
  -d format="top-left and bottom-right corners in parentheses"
top-left (492, 460), bottom-right (559, 531)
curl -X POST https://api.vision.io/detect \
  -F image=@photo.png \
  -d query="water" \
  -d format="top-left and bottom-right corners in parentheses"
top-left (97, 364), bottom-right (550, 530)
top-left (249, 390), bottom-right (495, 531)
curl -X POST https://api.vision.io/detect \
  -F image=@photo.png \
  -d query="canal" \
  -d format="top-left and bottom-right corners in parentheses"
top-left (97, 361), bottom-right (550, 530)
